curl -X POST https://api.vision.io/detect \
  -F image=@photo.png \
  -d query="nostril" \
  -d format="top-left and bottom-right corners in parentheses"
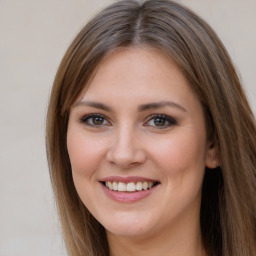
top-left (106, 150), bottom-right (145, 168)
top-left (106, 143), bottom-right (147, 168)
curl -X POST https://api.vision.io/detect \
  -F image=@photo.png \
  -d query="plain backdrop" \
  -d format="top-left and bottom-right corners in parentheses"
top-left (0, 0), bottom-right (255, 255)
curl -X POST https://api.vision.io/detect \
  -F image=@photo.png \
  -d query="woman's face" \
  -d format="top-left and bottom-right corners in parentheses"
top-left (67, 47), bottom-right (215, 239)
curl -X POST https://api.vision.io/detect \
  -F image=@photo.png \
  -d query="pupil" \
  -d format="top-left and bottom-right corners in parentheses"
top-left (93, 117), bottom-right (103, 125)
top-left (154, 118), bottom-right (165, 126)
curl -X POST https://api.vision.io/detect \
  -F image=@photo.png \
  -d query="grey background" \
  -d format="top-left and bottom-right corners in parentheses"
top-left (0, 0), bottom-right (255, 255)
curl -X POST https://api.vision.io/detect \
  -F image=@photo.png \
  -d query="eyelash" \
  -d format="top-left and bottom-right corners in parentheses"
top-left (144, 114), bottom-right (178, 128)
top-left (80, 113), bottom-right (110, 127)
top-left (80, 113), bottom-right (177, 129)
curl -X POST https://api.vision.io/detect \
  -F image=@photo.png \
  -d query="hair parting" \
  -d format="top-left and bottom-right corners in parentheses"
top-left (46, 1), bottom-right (256, 255)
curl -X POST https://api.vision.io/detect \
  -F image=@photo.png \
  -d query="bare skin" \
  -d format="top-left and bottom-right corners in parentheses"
top-left (67, 47), bottom-right (216, 256)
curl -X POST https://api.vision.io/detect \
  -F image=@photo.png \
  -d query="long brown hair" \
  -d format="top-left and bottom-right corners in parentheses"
top-left (46, 1), bottom-right (256, 255)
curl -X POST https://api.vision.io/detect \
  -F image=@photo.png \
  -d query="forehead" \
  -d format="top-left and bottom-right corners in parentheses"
top-left (78, 47), bottom-right (194, 103)
top-left (71, 46), bottom-right (206, 133)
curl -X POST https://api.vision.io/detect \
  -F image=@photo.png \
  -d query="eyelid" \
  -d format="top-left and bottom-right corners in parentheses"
top-left (80, 113), bottom-right (111, 126)
top-left (143, 114), bottom-right (178, 128)
top-left (79, 113), bottom-right (177, 129)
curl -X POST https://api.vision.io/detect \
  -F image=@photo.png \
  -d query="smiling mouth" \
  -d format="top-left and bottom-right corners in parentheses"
top-left (102, 181), bottom-right (160, 192)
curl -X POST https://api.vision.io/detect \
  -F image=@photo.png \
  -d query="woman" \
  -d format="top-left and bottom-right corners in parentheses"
top-left (46, 0), bottom-right (256, 255)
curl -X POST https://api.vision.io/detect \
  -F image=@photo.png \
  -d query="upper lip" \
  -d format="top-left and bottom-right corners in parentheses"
top-left (99, 176), bottom-right (160, 183)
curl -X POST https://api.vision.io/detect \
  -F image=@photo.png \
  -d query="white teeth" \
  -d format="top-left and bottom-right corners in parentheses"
top-left (136, 182), bottom-right (143, 191)
top-left (118, 182), bottom-right (126, 192)
top-left (107, 181), bottom-right (113, 190)
top-left (104, 181), bottom-right (156, 192)
top-left (112, 181), bottom-right (118, 191)
top-left (127, 182), bottom-right (136, 192)
top-left (142, 181), bottom-right (148, 190)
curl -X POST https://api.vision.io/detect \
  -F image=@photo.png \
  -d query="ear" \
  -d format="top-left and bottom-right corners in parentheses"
top-left (205, 141), bottom-right (219, 169)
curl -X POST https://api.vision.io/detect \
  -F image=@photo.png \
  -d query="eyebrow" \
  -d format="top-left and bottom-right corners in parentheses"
top-left (138, 101), bottom-right (187, 112)
top-left (73, 101), bottom-right (113, 111)
top-left (74, 100), bottom-right (186, 112)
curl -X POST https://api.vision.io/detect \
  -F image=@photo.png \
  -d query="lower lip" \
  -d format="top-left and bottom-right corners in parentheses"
top-left (100, 183), bottom-right (159, 203)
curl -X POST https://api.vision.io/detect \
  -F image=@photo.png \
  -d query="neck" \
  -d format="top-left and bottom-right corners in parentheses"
top-left (107, 212), bottom-right (206, 256)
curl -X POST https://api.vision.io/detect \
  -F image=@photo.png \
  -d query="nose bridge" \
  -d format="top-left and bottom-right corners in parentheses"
top-left (117, 123), bottom-right (137, 154)
top-left (106, 122), bottom-right (145, 168)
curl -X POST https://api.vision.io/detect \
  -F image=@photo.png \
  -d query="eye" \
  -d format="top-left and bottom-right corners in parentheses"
top-left (80, 114), bottom-right (110, 127)
top-left (144, 114), bottom-right (177, 129)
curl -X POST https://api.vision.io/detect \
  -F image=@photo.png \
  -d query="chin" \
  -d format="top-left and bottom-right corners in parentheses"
top-left (101, 212), bottom-right (156, 238)
top-left (106, 225), bottom-right (150, 238)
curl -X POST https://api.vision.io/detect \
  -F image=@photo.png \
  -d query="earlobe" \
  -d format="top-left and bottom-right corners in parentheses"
top-left (205, 141), bottom-right (219, 169)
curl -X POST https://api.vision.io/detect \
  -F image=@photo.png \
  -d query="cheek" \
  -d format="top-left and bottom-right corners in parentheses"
top-left (150, 130), bottom-right (207, 213)
top-left (67, 129), bottom-right (106, 177)
top-left (66, 129), bottom-right (108, 208)
top-left (147, 129), bottom-right (207, 178)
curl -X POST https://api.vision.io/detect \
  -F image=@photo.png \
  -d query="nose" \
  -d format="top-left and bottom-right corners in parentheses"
top-left (106, 126), bottom-right (146, 169)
